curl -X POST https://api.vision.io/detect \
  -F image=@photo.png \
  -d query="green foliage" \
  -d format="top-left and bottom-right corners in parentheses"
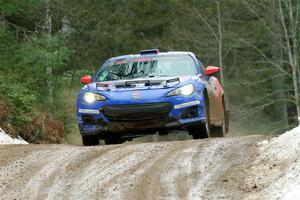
top-left (18, 34), bottom-right (70, 87)
top-left (0, 0), bottom-right (42, 16)
top-left (1, 0), bottom-right (299, 142)
top-left (0, 78), bottom-right (36, 124)
top-left (0, 1), bottom-right (70, 140)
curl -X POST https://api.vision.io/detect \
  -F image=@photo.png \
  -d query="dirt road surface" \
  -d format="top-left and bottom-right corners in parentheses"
top-left (0, 129), bottom-right (299, 200)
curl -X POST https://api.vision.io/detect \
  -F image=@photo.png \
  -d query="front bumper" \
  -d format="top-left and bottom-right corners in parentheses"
top-left (77, 96), bottom-right (206, 135)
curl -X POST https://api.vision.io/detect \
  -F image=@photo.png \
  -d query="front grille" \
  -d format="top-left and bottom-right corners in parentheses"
top-left (102, 102), bottom-right (172, 121)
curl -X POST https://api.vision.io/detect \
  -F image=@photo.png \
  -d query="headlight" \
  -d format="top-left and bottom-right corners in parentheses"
top-left (83, 92), bottom-right (106, 104)
top-left (167, 84), bottom-right (194, 97)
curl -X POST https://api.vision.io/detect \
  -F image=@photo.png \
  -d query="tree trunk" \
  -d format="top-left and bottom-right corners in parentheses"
top-left (279, 0), bottom-right (300, 124)
top-left (269, 0), bottom-right (289, 128)
top-left (45, 0), bottom-right (53, 111)
top-left (62, 16), bottom-right (72, 37)
top-left (217, 0), bottom-right (224, 87)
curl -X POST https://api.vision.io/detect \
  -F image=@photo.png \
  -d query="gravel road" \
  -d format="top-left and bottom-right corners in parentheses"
top-left (0, 131), bottom-right (299, 200)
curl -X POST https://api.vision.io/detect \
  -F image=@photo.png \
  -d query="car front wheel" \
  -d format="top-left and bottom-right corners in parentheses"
top-left (189, 94), bottom-right (210, 139)
top-left (82, 135), bottom-right (100, 146)
top-left (188, 123), bottom-right (209, 139)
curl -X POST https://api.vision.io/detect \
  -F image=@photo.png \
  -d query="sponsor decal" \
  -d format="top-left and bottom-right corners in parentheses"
top-left (132, 92), bottom-right (141, 99)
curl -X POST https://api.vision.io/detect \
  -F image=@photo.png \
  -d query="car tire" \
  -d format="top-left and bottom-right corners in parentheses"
top-left (158, 130), bottom-right (168, 135)
top-left (209, 125), bottom-right (225, 137)
top-left (104, 134), bottom-right (122, 145)
top-left (188, 123), bottom-right (208, 139)
top-left (82, 135), bottom-right (100, 146)
top-left (189, 93), bottom-right (210, 139)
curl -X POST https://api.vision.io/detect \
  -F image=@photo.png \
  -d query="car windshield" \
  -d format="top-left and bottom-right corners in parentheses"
top-left (96, 55), bottom-right (197, 81)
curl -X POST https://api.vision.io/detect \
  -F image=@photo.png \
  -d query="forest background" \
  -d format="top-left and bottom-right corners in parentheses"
top-left (1, 0), bottom-right (299, 143)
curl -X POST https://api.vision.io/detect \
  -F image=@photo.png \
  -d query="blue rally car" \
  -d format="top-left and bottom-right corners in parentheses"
top-left (77, 49), bottom-right (228, 146)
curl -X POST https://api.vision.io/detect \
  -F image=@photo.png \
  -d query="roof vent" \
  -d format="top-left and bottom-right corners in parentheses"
top-left (140, 49), bottom-right (160, 55)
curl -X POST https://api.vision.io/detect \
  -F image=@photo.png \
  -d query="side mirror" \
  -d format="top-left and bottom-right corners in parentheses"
top-left (205, 66), bottom-right (220, 76)
top-left (80, 75), bottom-right (92, 84)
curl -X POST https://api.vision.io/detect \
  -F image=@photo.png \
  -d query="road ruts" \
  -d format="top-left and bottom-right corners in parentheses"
top-left (0, 136), bottom-right (269, 200)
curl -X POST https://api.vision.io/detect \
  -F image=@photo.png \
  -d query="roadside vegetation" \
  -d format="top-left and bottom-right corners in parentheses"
top-left (0, 0), bottom-right (299, 143)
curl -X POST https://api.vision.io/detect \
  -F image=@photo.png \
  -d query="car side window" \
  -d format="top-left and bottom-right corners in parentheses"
top-left (197, 59), bottom-right (206, 75)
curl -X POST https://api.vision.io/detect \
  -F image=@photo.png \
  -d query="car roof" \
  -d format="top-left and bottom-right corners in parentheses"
top-left (108, 51), bottom-right (197, 62)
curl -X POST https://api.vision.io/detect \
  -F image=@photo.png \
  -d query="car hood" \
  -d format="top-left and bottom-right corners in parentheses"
top-left (86, 76), bottom-right (196, 92)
